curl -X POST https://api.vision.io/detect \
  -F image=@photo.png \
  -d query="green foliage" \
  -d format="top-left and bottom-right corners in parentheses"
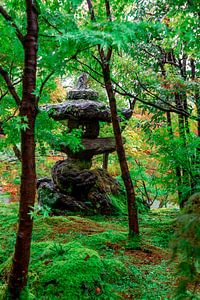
top-left (170, 193), bottom-right (200, 299)
top-left (142, 122), bottom-right (200, 204)
top-left (0, 1), bottom-right (200, 299)
top-left (35, 110), bottom-right (83, 155)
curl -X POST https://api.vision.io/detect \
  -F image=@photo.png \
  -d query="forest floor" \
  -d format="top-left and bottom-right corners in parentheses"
top-left (0, 202), bottom-right (179, 300)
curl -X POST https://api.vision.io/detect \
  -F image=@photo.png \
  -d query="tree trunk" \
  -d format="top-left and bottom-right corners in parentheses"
top-left (166, 111), bottom-right (183, 205)
top-left (8, 1), bottom-right (38, 298)
top-left (174, 93), bottom-right (192, 207)
top-left (103, 153), bottom-right (109, 170)
top-left (102, 64), bottom-right (139, 236)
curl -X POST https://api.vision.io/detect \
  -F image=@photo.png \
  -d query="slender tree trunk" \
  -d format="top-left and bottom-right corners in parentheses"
top-left (174, 93), bottom-right (192, 207)
top-left (166, 111), bottom-right (183, 205)
top-left (182, 93), bottom-right (190, 134)
top-left (191, 59), bottom-right (200, 137)
top-left (190, 59), bottom-right (200, 191)
top-left (103, 153), bottom-right (109, 170)
top-left (160, 60), bottom-right (184, 206)
top-left (8, 1), bottom-right (38, 298)
top-left (102, 64), bottom-right (139, 236)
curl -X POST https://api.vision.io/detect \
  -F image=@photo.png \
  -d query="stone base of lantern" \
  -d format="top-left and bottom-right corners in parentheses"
top-left (37, 168), bottom-right (121, 215)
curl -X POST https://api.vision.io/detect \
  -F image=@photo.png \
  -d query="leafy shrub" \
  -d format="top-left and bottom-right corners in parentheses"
top-left (170, 193), bottom-right (200, 299)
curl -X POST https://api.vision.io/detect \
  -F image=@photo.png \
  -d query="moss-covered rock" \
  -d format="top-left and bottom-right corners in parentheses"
top-left (38, 169), bottom-right (121, 215)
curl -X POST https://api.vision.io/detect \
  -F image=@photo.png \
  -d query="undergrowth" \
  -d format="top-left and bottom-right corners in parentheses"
top-left (0, 202), bottom-right (181, 299)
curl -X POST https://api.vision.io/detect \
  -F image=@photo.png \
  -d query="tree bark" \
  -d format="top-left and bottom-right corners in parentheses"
top-left (102, 64), bottom-right (139, 236)
top-left (103, 153), bottom-right (109, 170)
top-left (8, 1), bottom-right (38, 298)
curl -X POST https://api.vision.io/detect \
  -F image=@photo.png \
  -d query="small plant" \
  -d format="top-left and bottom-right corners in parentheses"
top-left (29, 204), bottom-right (52, 219)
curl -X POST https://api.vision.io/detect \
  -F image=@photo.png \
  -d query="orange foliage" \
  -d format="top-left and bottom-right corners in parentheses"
top-left (2, 183), bottom-right (19, 202)
top-left (50, 78), bottom-right (66, 103)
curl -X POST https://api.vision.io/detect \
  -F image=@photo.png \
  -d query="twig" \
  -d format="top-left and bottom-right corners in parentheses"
top-left (0, 66), bottom-right (21, 106)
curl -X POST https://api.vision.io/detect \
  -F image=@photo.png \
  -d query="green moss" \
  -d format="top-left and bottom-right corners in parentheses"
top-left (28, 242), bottom-right (135, 299)
top-left (0, 203), bottom-right (178, 299)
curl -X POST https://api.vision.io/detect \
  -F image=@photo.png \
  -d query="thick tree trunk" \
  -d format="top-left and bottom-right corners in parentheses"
top-left (8, 1), bottom-right (38, 298)
top-left (102, 64), bottom-right (139, 236)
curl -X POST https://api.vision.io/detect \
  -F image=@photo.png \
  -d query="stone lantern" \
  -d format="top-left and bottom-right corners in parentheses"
top-left (37, 74), bottom-right (132, 215)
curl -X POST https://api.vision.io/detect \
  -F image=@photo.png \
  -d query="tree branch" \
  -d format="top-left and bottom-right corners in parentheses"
top-left (0, 89), bottom-right (8, 101)
top-left (0, 66), bottom-right (21, 106)
top-left (36, 71), bottom-right (54, 104)
top-left (92, 54), bottom-right (103, 66)
top-left (75, 58), bottom-right (103, 78)
top-left (42, 16), bottom-right (63, 35)
top-left (113, 83), bottom-right (189, 116)
top-left (86, 0), bottom-right (96, 21)
top-left (0, 6), bottom-right (24, 44)
top-left (134, 73), bottom-right (189, 114)
top-left (2, 107), bottom-right (18, 123)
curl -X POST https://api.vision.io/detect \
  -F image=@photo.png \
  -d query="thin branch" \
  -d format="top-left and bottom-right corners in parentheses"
top-left (36, 71), bottom-right (54, 104)
top-left (0, 6), bottom-right (24, 44)
top-left (42, 16), bottom-right (63, 35)
top-left (0, 79), bottom-right (22, 102)
top-left (129, 98), bottom-right (136, 110)
top-left (141, 47), bottom-right (157, 59)
top-left (92, 54), bottom-right (102, 66)
top-left (13, 78), bottom-right (23, 86)
top-left (113, 84), bottom-right (189, 115)
top-left (135, 73), bottom-right (186, 112)
top-left (153, 185), bottom-right (158, 202)
top-left (126, 73), bottom-right (190, 116)
top-left (13, 145), bottom-right (21, 161)
top-left (39, 34), bottom-right (57, 38)
top-left (3, 107), bottom-right (18, 123)
top-left (75, 58), bottom-right (103, 78)
top-left (0, 66), bottom-right (21, 106)
top-left (0, 90), bottom-right (8, 101)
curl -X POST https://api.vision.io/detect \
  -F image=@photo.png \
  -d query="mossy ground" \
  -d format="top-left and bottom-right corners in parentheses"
top-left (0, 202), bottom-right (178, 299)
